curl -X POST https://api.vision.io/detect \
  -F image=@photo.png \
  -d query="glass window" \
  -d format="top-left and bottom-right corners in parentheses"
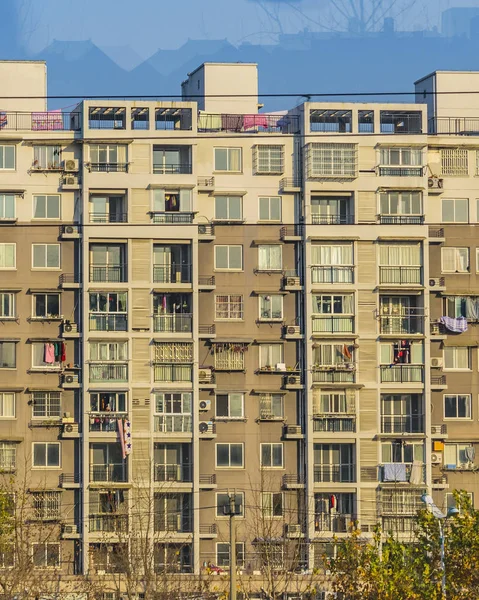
top-left (214, 245), bottom-right (243, 270)
top-left (0, 443), bottom-right (16, 469)
top-left (446, 491), bottom-right (473, 511)
top-left (381, 441), bottom-right (424, 464)
top-left (259, 394), bottom-right (284, 419)
top-left (0, 342), bottom-right (15, 368)
top-left (0, 146), bottom-right (15, 170)
top-left (380, 191), bottom-right (422, 216)
top-left (312, 294), bottom-right (353, 314)
top-left (90, 144), bottom-right (127, 167)
top-left (0, 293), bottom-right (15, 318)
top-left (32, 442), bottom-right (61, 468)
top-left (0, 393), bottom-right (15, 418)
top-left (0, 194), bottom-right (15, 219)
top-left (214, 148), bottom-right (242, 172)
top-left (261, 443), bottom-right (284, 468)
top-left (444, 347), bottom-right (471, 370)
top-left (444, 444), bottom-right (474, 467)
top-left (254, 145), bottom-right (284, 174)
top-left (261, 492), bottom-right (283, 517)
top-left (444, 394), bottom-right (472, 419)
top-left (441, 247), bottom-right (469, 273)
top-left (259, 196), bottom-right (281, 221)
top-left (216, 493), bottom-right (244, 517)
top-left (259, 344), bottom-right (284, 369)
top-left (309, 143), bottom-right (357, 177)
top-left (32, 543), bottom-right (60, 568)
top-left (258, 245), bottom-right (282, 271)
top-left (214, 295), bottom-right (243, 320)
top-left (216, 393), bottom-right (244, 419)
top-left (31, 343), bottom-right (61, 370)
top-left (442, 198), bottom-right (468, 223)
top-left (216, 443), bottom-right (244, 468)
top-left (32, 293), bottom-right (61, 318)
top-left (216, 542), bottom-right (244, 568)
top-left (33, 146), bottom-right (61, 169)
top-left (32, 392), bottom-right (61, 419)
top-left (259, 294), bottom-right (283, 320)
top-left (215, 196), bottom-right (242, 220)
top-left (380, 147), bottom-right (423, 166)
top-left (32, 244), bottom-right (60, 269)
top-left (0, 244), bottom-right (15, 269)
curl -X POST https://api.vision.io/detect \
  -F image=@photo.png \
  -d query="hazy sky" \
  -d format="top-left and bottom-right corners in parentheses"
top-left (20, 0), bottom-right (479, 57)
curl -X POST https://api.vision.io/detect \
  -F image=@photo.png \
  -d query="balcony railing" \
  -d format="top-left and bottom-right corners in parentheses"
top-left (89, 212), bottom-right (128, 223)
top-left (89, 412), bottom-right (127, 432)
top-left (311, 266), bottom-right (354, 284)
top-left (89, 163), bottom-right (128, 173)
top-left (312, 369), bottom-right (356, 384)
top-left (380, 415), bottom-right (424, 434)
top-left (380, 365), bottom-right (424, 383)
top-left (379, 266), bottom-right (422, 285)
top-left (312, 315), bottom-right (354, 334)
top-left (154, 415), bottom-right (192, 433)
top-left (90, 265), bottom-right (127, 283)
top-left (153, 163), bottom-right (192, 175)
top-left (313, 416), bottom-right (356, 432)
top-left (154, 514), bottom-right (192, 534)
top-left (151, 212), bottom-right (194, 224)
top-left (198, 113), bottom-right (299, 134)
top-left (314, 465), bottom-right (355, 483)
top-left (378, 167), bottom-right (424, 177)
top-left (89, 363), bottom-right (128, 382)
top-left (89, 314), bottom-right (127, 332)
top-left (379, 215), bottom-right (424, 225)
top-left (153, 364), bottom-right (193, 383)
top-left (379, 312), bottom-right (424, 335)
top-left (155, 463), bottom-right (192, 483)
top-left (90, 463), bottom-right (128, 483)
top-left (89, 515), bottom-right (128, 533)
top-left (0, 111), bottom-right (81, 131)
top-left (429, 117), bottom-right (479, 135)
top-left (153, 314), bottom-right (192, 333)
top-left (315, 513), bottom-right (352, 533)
top-left (311, 214), bottom-right (354, 225)
top-left (153, 265), bottom-right (192, 284)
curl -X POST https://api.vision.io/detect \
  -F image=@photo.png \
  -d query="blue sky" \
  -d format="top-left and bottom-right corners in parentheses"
top-left (21, 0), bottom-right (479, 58)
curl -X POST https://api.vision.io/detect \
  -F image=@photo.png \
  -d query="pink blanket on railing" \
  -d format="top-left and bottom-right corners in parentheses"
top-left (32, 109), bottom-right (64, 131)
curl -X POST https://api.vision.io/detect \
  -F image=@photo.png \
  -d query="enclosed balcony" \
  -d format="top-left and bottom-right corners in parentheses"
top-left (311, 196), bottom-right (354, 225)
top-left (89, 514), bottom-right (128, 533)
top-left (153, 245), bottom-right (192, 285)
top-left (90, 443), bottom-right (127, 483)
top-left (89, 194), bottom-right (127, 224)
top-left (89, 244), bottom-right (127, 283)
top-left (380, 365), bottom-right (423, 383)
top-left (154, 493), bottom-right (192, 534)
top-left (154, 414), bottom-right (192, 434)
top-left (89, 107), bottom-right (126, 130)
top-left (379, 297), bottom-right (424, 335)
top-left (313, 464), bottom-right (355, 483)
top-left (380, 393), bottom-right (424, 434)
top-left (153, 293), bottom-right (192, 333)
top-left (379, 266), bottom-right (422, 286)
top-left (310, 109), bottom-right (352, 133)
top-left (380, 111), bottom-right (423, 134)
top-left (89, 363), bottom-right (128, 382)
top-left (313, 415), bottom-right (356, 433)
top-left (153, 146), bottom-right (192, 174)
top-left (314, 444), bottom-right (355, 483)
top-left (155, 108), bottom-right (192, 131)
top-left (315, 493), bottom-right (354, 534)
top-left (312, 315), bottom-right (354, 335)
top-left (154, 443), bottom-right (192, 482)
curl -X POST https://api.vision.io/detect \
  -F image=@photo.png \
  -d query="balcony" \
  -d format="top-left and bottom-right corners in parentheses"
top-left (151, 212), bottom-right (194, 224)
top-left (431, 424), bottom-right (448, 438)
top-left (279, 177), bottom-right (301, 193)
top-left (153, 364), bottom-right (192, 383)
top-left (379, 215), bottom-right (424, 225)
top-left (311, 266), bottom-right (354, 285)
top-left (199, 474), bottom-right (217, 489)
top-left (59, 473), bottom-right (80, 489)
top-left (154, 415), bottom-right (192, 434)
top-left (153, 265), bottom-right (192, 285)
top-left (155, 108), bottom-right (192, 131)
top-left (89, 314), bottom-right (127, 332)
top-left (313, 416), bottom-right (356, 433)
top-left (90, 412), bottom-right (127, 432)
top-left (379, 312), bottom-right (424, 335)
top-left (89, 515), bottom-right (128, 533)
top-left (379, 267), bottom-right (422, 286)
top-left (89, 212), bottom-right (128, 224)
top-left (154, 514), bottom-right (192, 535)
top-left (312, 368), bottom-right (356, 384)
top-left (312, 315), bottom-right (354, 335)
top-left (90, 265), bottom-right (127, 283)
top-left (198, 276), bottom-right (216, 290)
top-left (311, 214), bottom-right (354, 225)
top-left (431, 375), bottom-right (447, 390)
top-left (154, 463), bottom-right (192, 483)
top-left (197, 176), bottom-right (215, 190)
top-left (282, 474), bottom-right (305, 489)
top-left (314, 465), bottom-right (355, 483)
top-left (89, 363), bottom-right (128, 382)
top-left (199, 325), bottom-right (216, 339)
top-left (199, 524), bottom-right (218, 539)
top-left (59, 273), bottom-right (80, 289)
top-left (380, 463), bottom-right (425, 484)
top-left (429, 116), bottom-right (479, 135)
top-left (89, 163), bottom-right (128, 173)
top-left (153, 163), bottom-right (192, 175)
top-left (153, 314), bottom-right (192, 333)
top-left (89, 107), bottom-right (125, 129)
top-left (315, 513), bottom-right (352, 534)
top-left (378, 167), bottom-right (424, 177)
top-left (380, 111), bottom-right (423, 134)
top-left (0, 110), bottom-right (81, 131)
top-left (429, 227), bottom-right (445, 241)
top-left (380, 415), bottom-right (424, 434)
top-left (90, 464), bottom-right (128, 483)
top-left (380, 365), bottom-right (424, 383)
top-left (280, 225), bottom-right (303, 241)
top-left (197, 113), bottom-right (299, 134)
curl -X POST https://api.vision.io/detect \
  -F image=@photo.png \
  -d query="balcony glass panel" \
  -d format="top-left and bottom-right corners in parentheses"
top-left (153, 146), bottom-right (192, 174)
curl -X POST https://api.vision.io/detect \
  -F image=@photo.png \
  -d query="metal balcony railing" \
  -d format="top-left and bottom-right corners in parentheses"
top-left (153, 314), bottom-right (192, 333)
top-left (282, 474), bottom-right (305, 487)
top-left (153, 364), bottom-right (193, 383)
top-left (380, 365), bottom-right (424, 383)
top-left (154, 514), bottom-right (192, 533)
top-left (154, 463), bottom-right (192, 483)
top-left (89, 412), bottom-right (127, 432)
top-left (89, 314), bottom-right (127, 332)
top-left (379, 215), bottom-right (424, 225)
top-left (379, 312), bottom-right (424, 335)
top-left (198, 113), bottom-right (299, 134)
top-left (89, 163), bottom-right (128, 173)
top-left (311, 266), bottom-right (354, 284)
top-left (59, 273), bottom-right (79, 285)
top-left (378, 167), bottom-right (424, 177)
top-left (198, 276), bottom-right (216, 287)
top-left (0, 111), bottom-right (81, 131)
top-left (313, 416), bottom-right (356, 433)
top-left (429, 116), bottom-right (479, 135)
top-left (280, 225), bottom-right (303, 239)
top-left (89, 363), bottom-right (128, 382)
top-left (90, 463), bottom-right (128, 483)
top-left (279, 177), bottom-right (301, 190)
top-left (380, 112), bottom-right (423, 134)
top-left (89, 212), bottom-right (128, 223)
top-left (153, 163), bottom-right (192, 175)
top-left (379, 266), bottom-right (422, 285)
top-left (380, 415), bottom-right (424, 434)
top-left (90, 265), bottom-right (127, 283)
top-left (154, 415), bottom-right (192, 433)
top-left (314, 465), bottom-right (355, 483)
top-left (89, 515), bottom-right (128, 533)
top-left (315, 513), bottom-right (352, 533)
top-left (151, 212), bottom-right (194, 224)
top-left (312, 369), bottom-right (356, 384)
top-left (312, 315), bottom-right (354, 334)
top-left (311, 214), bottom-right (354, 225)
top-left (153, 264), bottom-right (192, 284)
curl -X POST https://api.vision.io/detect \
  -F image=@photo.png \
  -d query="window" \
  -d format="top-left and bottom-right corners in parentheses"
top-left (442, 198), bottom-right (468, 223)
top-left (307, 143), bottom-right (357, 178)
top-left (0, 293), bottom-right (15, 318)
top-left (313, 343), bottom-right (355, 367)
top-left (32, 244), bottom-right (60, 269)
top-left (381, 394), bottom-right (423, 433)
top-left (216, 493), bottom-right (244, 517)
top-left (310, 109), bottom-right (352, 133)
top-left (379, 191), bottom-right (423, 222)
top-left (0, 194), bottom-right (15, 219)
top-left (0, 443), bottom-right (16, 470)
top-left (0, 393), bottom-right (15, 418)
top-left (444, 444), bottom-right (475, 468)
top-left (380, 111), bottom-right (422, 134)
top-left (89, 292), bottom-right (127, 332)
top-left (90, 392), bottom-right (126, 413)
top-left (216, 393), bottom-right (244, 419)
top-left (214, 195), bottom-right (242, 221)
top-left (311, 196), bottom-right (353, 225)
top-left (216, 443), bottom-right (244, 468)
top-left (215, 295), bottom-right (243, 320)
top-left (153, 145), bottom-right (191, 174)
top-left (316, 392), bottom-right (347, 414)
top-left (32, 293), bottom-right (61, 319)
top-left (0, 342), bottom-right (15, 369)
top-left (214, 147), bottom-right (242, 172)
top-left (313, 443), bottom-right (355, 483)
top-left (444, 394), bottom-right (472, 419)
top-left (261, 443), bottom-right (284, 468)
top-left (214, 245), bottom-right (243, 270)
top-left (32, 543), bottom-right (60, 569)
top-left (154, 393), bottom-right (192, 433)
top-left (32, 442), bottom-right (61, 468)
top-left (90, 144), bottom-right (127, 171)
top-left (441, 148), bottom-right (468, 177)
top-left (90, 243), bottom-right (127, 283)
top-left (259, 344), bottom-right (284, 369)
top-left (359, 110), bottom-right (374, 133)
top-left (0, 146), bottom-right (15, 170)
top-left (311, 243), bottom-right (353, 284)
top-left (446, 491), bottom-right (474, 511)
top-left (33, 145), bottom-right (61, 169)
top-left (31, 343), bottom-right (61, 370)
top-left (89, 107), bottom-right (126, 130)
top-left (379, 243), bottom-right (422, 284)
top-left (441, 247), bottom-right (469, 273)
top-left (258, 245), bottom-right (282, 271)
top-left (32, 392), bottom-right (61, 419)
top-left (214, 343), bottom-right (247, 370)
top-left (31, 491), bottom-right (61, 520)
top-left (312, 294), bottom-right (354, 333)
top-left (444, 296), bottom-right (469, 318)
top-left (259, 196), bottom-right (281, 221)
top-left (254, 145), bottom-right (284, 174)
top-left (90, 341), bottom-right (128, 362)
top-left (259, 294), bottom-right (283, 320)
top-left (259, 393), bottom-right (284, 419)
top-left (381, 441), bottom-right (424, 464)
top-left (0, 244), bottom-right (15, 269)
top-left (379, 147), bottom-right (423, 166)
top-left (261, 492), bottom-right (283, 518)
top-left (152, 189), bottom-right (192, 216)
top-left (444, 347), bottom-right (471, 370)
top-left (216, 543), bottom-right (245, 568)
top-left (89, 194), bottom-right (126, 224)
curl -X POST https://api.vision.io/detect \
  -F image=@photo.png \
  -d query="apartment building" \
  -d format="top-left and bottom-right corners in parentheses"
top-left (1, 60), bottom-right (479, 597)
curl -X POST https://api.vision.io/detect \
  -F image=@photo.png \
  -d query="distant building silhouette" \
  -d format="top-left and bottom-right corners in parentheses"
top-left (442, 7), bottom-right (479, 38)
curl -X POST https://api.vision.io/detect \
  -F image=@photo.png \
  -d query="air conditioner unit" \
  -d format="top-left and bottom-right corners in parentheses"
top-left (63, 373), bottom-right (78, 385)
top-left (63, 321), bottom-right (78, 333)
top-left (199, 368), bottom-right (212, 382)
top-left (199, 400), bottom-right (211, 411)
top-left (63, 524), bottom-right (78, 535)
top-left (198, 224), bottom-right (208, 234)
top-left (287, 326), bottom-right (299, 335)
top-left (429, 278), bottom-right (442, 287)
top-left (286, 277), bottom-right (298, 286)
top-left (431, 357), bottom-right (443, 368)
top-left (63, 423), bottom-right (78, 434)
top-left (286, 524), bottom-right (302, 535)
top-left (64, 225), bottom-right (78, 235)
top-left (287, 375), bottom-right (300, 385)
top-left (199, 421), bottom-right (211, 433)
top-left (428, 176), bottom-right (444, 189)
top-left (63, 159), bottom-right (79, 172)
top-left (63, 175), bottom-right (78, 186)
top-left (431, 452), bottom-right (443, 464)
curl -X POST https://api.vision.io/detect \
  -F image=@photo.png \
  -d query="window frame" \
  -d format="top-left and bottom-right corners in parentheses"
top-left (216, 542), bottom-right (245, 568)
top-left (441, 198), bottom-right (469, 223)
top-left (443, 347), bottom-right (471, 371)
top-left (444, 394), bottom-right (472, 420)
top-left (32, 542), bottom-right (60, 569)
top-left (258, 294), bottom-right (283, 321)
top-left (444, 443), bottom-right (474, 467)
top-left (214, 294), bottom-right (244, 321)
top-left (379, 146), bottom-right (423, 167)
top-left (31, 244), bottom-right (61, 270)
top-left (31, 342), bottom-right (61, 371)
top-left (0, 341), bottom-right (16, 369)
top-left (0, 392), bottom-right (15, 418)
top-left (260, 442), bottom-right (284, 469)
top-left (33, 145), bottom-right (62, 170)
top-left (261, 492), bottom-right (284, 518)
top-left (441, 247), bottom-right (469, 273)
top-left (0, 243), bottom-right (16, 269)
top-left (0, 292), bottom-right (15, 319)
top-left (216, 492), bottom-right (244, 518)
top-left (32, 195), bottom-right (61, 220)
top-left (215, 443), bottom-right (244, 468)
top-left (0, 145), bottom-right (15, 170)
top-left (259, 343), bottom-right (284, 369)
top-left (32, 442), bottom-right (61, 469)
top-left (254, 145), bottom-right (284, 175)
top-left (0, 194), bottom-right (15, 220)
top-left (258, 196), bottom-right (282, 221)
top-left (214, 147), bottom-right (242, 173)
top-left (446, 491), bottom-right (473, 511)
top-left (32, 391), bottom-right (61, 419)
top-left (214, 245), bottom-right (243, 271)
top-left (214, 195), bottom-right (243, 221)
top-left (31, 491), bottom-right (61, 520)
top-left (32, 293), bottom-right (61, 319)
top-left (259, 393), bottom-right (284, 419)
top-left (257, 244), bottom-right (283, 272)
top-left (0, 442), bottom-right (16, 470)
top-left (215, 393), bottom-right (244, 420)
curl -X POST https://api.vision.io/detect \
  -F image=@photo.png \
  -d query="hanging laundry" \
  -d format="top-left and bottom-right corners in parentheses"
top-left (44, 342), bottom-right (55, 364)
top-left (409, 461), bottom-right (424, 485)
top-left (466, 297), bottom-right (479, 320)
top-left (383, 463), bottom-right (407, 482)
top-left (61, 342), bottom-right (66, 362)
top-left (342, 344), bottom-right (352, 361)
top-left (329, 494), bottom-right (337, 512)
top-left (393, 340), bottom-right (410, 364)
top-left (117, 418), bottom-right (126, 459)
top-left (439, 316), bottom-right (468, 333)
top-left (123, 418), bottom-right (132, 457)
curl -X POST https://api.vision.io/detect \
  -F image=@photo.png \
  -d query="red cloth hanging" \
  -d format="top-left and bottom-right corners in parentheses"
top-left (61, 342), bottom-right (66, 362)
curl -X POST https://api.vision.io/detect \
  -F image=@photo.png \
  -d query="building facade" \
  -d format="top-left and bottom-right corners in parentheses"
top-left (0, 61), bottom-right (478, 597)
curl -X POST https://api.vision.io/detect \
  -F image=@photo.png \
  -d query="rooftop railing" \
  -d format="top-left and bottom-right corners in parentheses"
top-left (0, 111), bottom-right (81, 131)
top-left (198, 113), bottom-right (299, 134)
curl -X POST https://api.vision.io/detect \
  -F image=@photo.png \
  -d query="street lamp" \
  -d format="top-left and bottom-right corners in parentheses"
top-left (421, 494), bottom-right (459, 600)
